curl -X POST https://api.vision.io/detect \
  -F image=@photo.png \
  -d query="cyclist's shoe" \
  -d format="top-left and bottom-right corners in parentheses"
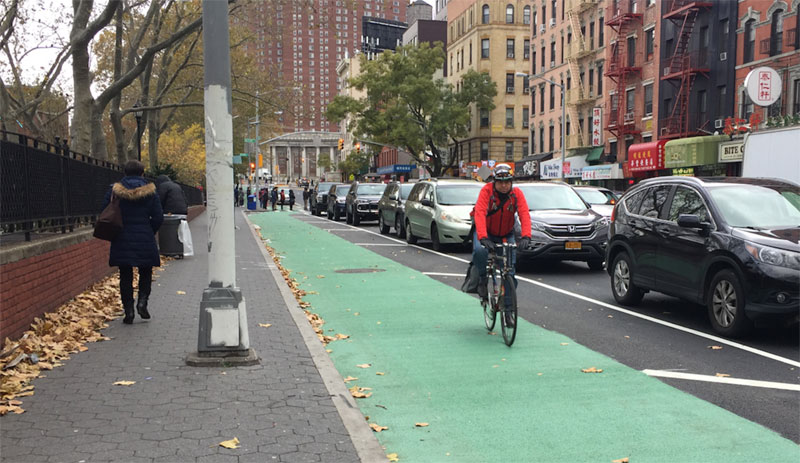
top-left (504, 311), bottom-right (515, 328)
top-left (477, 277), bottom-right (488, 300)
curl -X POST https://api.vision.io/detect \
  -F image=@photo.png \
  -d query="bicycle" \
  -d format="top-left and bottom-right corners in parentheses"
top-left (481, 241), bottom-right (518, 346)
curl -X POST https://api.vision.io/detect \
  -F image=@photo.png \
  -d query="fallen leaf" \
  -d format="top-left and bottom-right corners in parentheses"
top-left (335, 334), bottom-right (350, 340)
top-left (581, 367), bottom-right (603, 373)
top-left (607, 315), bottom-right (613, 318)
top-left (560, 343), bottom-right (569, 346)
top-left (258, 323), bottom-right (272, 328)
top-left (356, 363), bottom-right (371, 368)
top-left (316, 275), bottom-right (325, 279)
top-left (113, 380), bottom-right (136, 386)
top-left (343, 376), bottom-right (358, 382)
top-left (415, 422), bottom-right (429, 427)
top-left (369, 423), bottom-right (388, 432)
top-left (176, 291), bottom-right (186, 295)
top-left (708, 346), bottom-right (723, 350)
top-left (349, 385), bottom-right (372, 398)
top-left (387, 453), bottom-right (399, 462)
top-left (376, 372), bottom-right (385, 376)
top-left (612, 458), bottom-right (629, 463)
top-left (715, 373), bottom-right (730, 377)
top-left (219, 437), bottom-right (240, 449)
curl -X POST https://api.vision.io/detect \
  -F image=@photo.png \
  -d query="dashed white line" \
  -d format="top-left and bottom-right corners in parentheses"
top-left (643, 370), bottom-right (800, 391)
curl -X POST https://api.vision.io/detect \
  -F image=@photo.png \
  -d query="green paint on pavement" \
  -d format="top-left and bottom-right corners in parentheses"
top-left (250, 212), bottom-right (799, 463)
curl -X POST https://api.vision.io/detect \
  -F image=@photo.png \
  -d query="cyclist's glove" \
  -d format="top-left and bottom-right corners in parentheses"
top-left (479, 238), bottom-right (496, 250)
top-left (518, 237), bottom-right (530, 250)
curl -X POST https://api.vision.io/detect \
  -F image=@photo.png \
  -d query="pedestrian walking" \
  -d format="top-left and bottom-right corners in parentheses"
top-left (288, 189), bottom-right (296, 210)
top-left (155, 175), bottom-right (188, 215)
top-left (102, 160), bottom-right (164, 325)
top-left (259, 188), bottom-right (267, 209)
top-left (234, 185), bottom-right (240, 207)
top-left (302, 186), bottom-right (310, 210)
top-left (270, 187), bottom-right (278, 211)
top-left (279, 189), bottom-right (286, 211)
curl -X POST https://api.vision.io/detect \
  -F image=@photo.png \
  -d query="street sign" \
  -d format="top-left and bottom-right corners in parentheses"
top-left (745, 67), bottom-right (781, 107)
top-left (244, 138), bottom-right (256, 143)
top-left (232, 155), bottom-right (242, 164)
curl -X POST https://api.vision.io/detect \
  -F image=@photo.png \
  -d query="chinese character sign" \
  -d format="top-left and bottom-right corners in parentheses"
top-left (592, 107), bottom-right (603, 146)
top-left (745, 67), bottom-right (782, 107)
top-left (757, 71), bottom-right (771, 103)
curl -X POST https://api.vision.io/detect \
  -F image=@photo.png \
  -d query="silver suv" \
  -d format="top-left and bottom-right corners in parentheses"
top-left (404, 179), bottom-right (483, 251)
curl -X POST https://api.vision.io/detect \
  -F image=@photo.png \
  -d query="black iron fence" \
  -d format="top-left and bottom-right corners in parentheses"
top-left (1, 130), bottom-right (204, 241)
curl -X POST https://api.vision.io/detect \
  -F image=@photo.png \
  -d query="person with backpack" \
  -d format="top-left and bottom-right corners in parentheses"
top-left (471, 164), bottom-right (532, 327)
top-left (288, 189), bottom-right (296, 210)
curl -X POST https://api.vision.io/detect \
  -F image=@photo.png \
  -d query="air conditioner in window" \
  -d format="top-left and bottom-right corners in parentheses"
top-left (624, 111), bottom-right (635, 122)
top-left (550, 18), bottom-right (556, 27)
top-left (551, 60), bottom-right (556, 68)
top-left (660, 127), bottom-right (669, 137)
top-left (714, 119), bottom-right (724, 129)
top-left (507, 86), bottom-right (515, 93)
top-left (663, 66), bottom-right (670, 76)
top-left (539, 24), bottom-right (546, 33)
top-left (523, 87), bottom-right (530, 94)
top-left (719, 52), bottom-right (727, 61)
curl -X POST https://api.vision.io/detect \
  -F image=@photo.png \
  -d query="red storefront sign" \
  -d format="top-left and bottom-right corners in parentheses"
top-left (628, 140), bottom-right (667, 173)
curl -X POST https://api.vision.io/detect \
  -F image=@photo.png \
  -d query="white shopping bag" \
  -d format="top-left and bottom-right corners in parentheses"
top-left (177, 219), bottom-right (194, 257)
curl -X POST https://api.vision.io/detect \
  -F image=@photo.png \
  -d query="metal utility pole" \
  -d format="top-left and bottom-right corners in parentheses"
top-left (254, 92), bottom-right (260, 200)
top-left (187, 0), bottom-right (257, 367)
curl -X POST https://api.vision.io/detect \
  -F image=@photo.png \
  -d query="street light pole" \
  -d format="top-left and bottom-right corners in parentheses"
top-left (517, 72), bottom-right (566, 181)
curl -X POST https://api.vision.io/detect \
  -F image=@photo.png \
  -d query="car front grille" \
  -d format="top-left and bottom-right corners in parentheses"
top-left (356, 202), bottom-right (379, 213)
top-left (545, 223), bottom-right (594, 238)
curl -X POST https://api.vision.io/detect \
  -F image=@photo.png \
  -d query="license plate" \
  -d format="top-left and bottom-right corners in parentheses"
top-left (565, 241), bottom-right (582, 250)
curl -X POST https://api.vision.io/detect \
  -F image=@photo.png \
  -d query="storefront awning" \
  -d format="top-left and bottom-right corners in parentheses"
top-left (531, 152), bottom-right (553, 162)
top-left (664, 135), bottom-right (729, 169)
top-left (586, 147), bottom-right (604, 162)
top-left (628, 140), bottom-right (668, 173)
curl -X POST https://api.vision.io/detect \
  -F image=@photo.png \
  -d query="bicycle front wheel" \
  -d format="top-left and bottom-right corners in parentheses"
top-left (483, 270), bottom-right (500, 331)
top-left (500, 273), bottom-right (518, 346)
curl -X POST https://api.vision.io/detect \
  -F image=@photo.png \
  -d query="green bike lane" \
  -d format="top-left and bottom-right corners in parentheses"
top-left (250, 212), bottom-right (799, 462)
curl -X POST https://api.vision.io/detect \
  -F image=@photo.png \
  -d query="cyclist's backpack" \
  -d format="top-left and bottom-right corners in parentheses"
top-left (461, 261), bottom-right (480, 294)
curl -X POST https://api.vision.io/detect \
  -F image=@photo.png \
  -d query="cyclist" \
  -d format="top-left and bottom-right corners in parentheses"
top-left (471, 163), bottom-right (532, 327)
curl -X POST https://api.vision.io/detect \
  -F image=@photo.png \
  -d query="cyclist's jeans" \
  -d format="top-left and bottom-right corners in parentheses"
top-left (472, 230), bottom-right (517, 307)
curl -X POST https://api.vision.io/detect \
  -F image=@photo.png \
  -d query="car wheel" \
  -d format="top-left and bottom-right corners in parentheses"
top-left (707, 269), bottom-right (752, 337)
top-left (378, 214), bottom-right (389, 234)
top-left (588, 259), bottom-right (604, 271)
top-left (405, 219), bottom-right (418, 244)
top-left (352, 211), bottom-right (360, 226)
top-left (395, 216), bottom-right (405, 238)
top-left (431, 223), bottom-right (443, 252)
top-left (610, 252), bottom-right (644, 305)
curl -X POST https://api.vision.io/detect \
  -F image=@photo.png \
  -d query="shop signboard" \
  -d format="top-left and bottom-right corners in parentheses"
top-left (628, 140), bottom-right (667, 172)
top-left (515, 158), bottom-right (539, 178)
top-left (540, 155), bottom-right (588, 179)
top-left (745, 67), bottom-right (782, 107)
top-left (718, 140), bottom-right (744, 163)
top-left (672, 167), bottom-right (695, 176)
top-left (582, 163), bottom-right (622, 180)
top-left (664, 135), bottom-right (727, 168)
top-left (592, 107), bottom-right (603, 146)
top-left (540, 159), bottom-right (562, 179)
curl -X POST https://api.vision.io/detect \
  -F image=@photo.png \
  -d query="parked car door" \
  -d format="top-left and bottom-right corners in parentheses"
top-left (626, 185), bottom-right (673, 288)
top-left (655, 185), bottom-right (714, 300)
top-left (416, 184), bottom-right (436, 239)
top-left (380, 183), bottom-right (399, 224)
top-left (405, 183), bottom-right (426, 235)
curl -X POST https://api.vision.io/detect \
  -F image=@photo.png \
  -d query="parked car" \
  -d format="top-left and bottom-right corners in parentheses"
top-left (326, 183), bottom-right (351, 221)
top-left (377, 182), bottom-right (415, 237)
top-left (404, 179), bottom-right (483, 251)
top-left (514, 181), bottom-right (609, 270)
top-left (297, 177), bottom-right (310, 187)
top-left (345, 182), bottom-right (387, 225)
top-left (310, 182), bottom-right (339, 216)
top-left (606, 176), bottom-right (800, 337)
top-left (574, 186), bottom-right (618, 218)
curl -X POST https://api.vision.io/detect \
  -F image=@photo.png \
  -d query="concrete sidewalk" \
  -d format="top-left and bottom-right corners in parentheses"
top-left (0, 209), bottom-right (381, 463)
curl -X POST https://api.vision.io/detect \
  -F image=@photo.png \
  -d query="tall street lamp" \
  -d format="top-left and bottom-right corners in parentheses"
top-left (133, 101), bottom-right (143, 162)
top-left (516, 72), bottom-right (566, 181)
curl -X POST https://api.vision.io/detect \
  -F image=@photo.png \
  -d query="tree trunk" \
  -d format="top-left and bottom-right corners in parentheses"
top-left (70, 45), bottom-right (94, 157)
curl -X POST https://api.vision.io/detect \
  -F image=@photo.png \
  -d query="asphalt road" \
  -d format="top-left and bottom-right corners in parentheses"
top-left (291, 200), bottom-right (800, 444)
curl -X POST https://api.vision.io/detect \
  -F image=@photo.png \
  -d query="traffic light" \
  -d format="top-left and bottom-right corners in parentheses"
top-left (258, 154), bottom-right (263, 167)
top-left (250, 162), bottom-right (256, 173)
top-left (338, 138), bottom-right (344, 150)
top-left (355, 142), bottom-right (361, 153)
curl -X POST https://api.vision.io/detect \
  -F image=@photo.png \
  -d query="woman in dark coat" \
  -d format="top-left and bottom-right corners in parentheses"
top-left (288, 189), bottom-right (295, 210)
top-left (270, 187), bottom-right (278, 211)
top-left (102, 160), bottom-right (164, 324)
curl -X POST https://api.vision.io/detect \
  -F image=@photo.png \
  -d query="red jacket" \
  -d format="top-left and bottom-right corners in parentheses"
top-left (473, 182), bottom-right (532, 241)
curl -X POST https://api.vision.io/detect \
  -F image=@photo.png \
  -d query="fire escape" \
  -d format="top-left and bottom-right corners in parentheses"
top-left (605, 0), bottom-right (643, 141)
top-left (565, 0), bottom-right (599, 150)
top-left (660, 0), bottom-right (711, 139)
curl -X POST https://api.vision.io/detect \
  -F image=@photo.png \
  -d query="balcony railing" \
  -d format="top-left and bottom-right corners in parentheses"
top-left (606, 0), bottom-right (642, 24)
top-left (760, 35), bottom-right (783, 56)
top-left (661, 50), bottom-right (710, 79)
top-left (566, 0), bottom-right (597, 14)
top-left (788, 28), bottom-right (798, 49)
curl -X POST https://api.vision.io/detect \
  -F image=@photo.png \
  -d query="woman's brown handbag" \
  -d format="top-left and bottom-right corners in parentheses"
top-left (93, 193), bottom-right (122, 241)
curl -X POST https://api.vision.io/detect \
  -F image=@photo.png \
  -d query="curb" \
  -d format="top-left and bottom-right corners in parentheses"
top-left (242, 210), bottom-right (388, 463)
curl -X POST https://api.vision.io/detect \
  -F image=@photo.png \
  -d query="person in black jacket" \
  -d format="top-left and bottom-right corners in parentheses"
top-left (103, 161), bottom-right (164, 324)
top-left (155, 175), bottom-right (188, 215)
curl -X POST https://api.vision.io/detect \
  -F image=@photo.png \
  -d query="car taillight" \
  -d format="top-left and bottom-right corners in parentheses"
top-left (610, 203), bottom-right (617, 222)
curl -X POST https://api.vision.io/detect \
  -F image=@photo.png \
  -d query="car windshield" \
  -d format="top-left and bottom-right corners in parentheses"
top-left (576, 189), bottom-right (611, 205)
top-left (435, 184), bottom-right (483, 205)
top-left (399, 184), bottom-right (414, 200)
top-left (708, 184), bottom-right (800, 229)
top-left (335, 185), bottom-right (350, 194)
top-left (357, 184), bottom-right (387, 195)
top-left (517, 184), bottom-right (588, 211)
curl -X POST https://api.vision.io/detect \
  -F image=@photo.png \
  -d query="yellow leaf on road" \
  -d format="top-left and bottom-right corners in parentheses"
top-left (715, 373), bottom-right (730, 377)
top-left (612, 458), bottom-right (630, 463)
top-left (219, 437), bottom-right (240, 449)
top-left (113, 380), bottom-right (136, 386)
top-left (356, 363), bottom-right (371, 368)
top-left (376, 372), bottom-right (385, 376)
top-left (316, 275), bottom-right (325, 279)
top-left (581, 367), bottom-right (603, 373)
top-left (258, 323), bottom-right (272, 328)
top-left (560, 343), bottom-right (569, 346)
top-left (335, 334), bottom-right (350, 340)
top-left (415, 422), bottom-right (429, 427)
top-left (387, 453), bottom-right (399, 462)
top-left (369, 423), bottom-right (388, 432)
top-left (708, 346), bottom-right (723, 350)
top-left (349, 385), bottom-right (372, 399)
top-left (343, 376), bottom-right (358, 382)
top-left (176, 291), bottom-right (186, 295)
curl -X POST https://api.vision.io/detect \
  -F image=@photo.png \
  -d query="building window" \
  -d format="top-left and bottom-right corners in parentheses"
top-left (770, 9), bottom-right (784, 56)
top-left (506, 73), bottom-right (515, 93)
top-left (506, 4), bottom-right (514, 23)
top-left (744, 19), bottom-right (755, 62)
top-left (507, 38), bottom-right (515, 58)
top-left (549, 125), bottom-right (555, 152)
top-left (718, 85), bottom-right (727, 116)
top-left (482, 4), bottom-right (490, 24)
top-left (626, 89), bottom-right (635, 114)
top-left (627, 36), bottom-right (636, 67)
top-left (741, 91), bottom-right (754, 120)
top-left (589, 21), bottom-right (595, 49)
top-left (589, 69), bottom-right (594, 93)
top-left (551, 0), bottom-right (556, 20)
top-left (597, 63), bottom-right (603, 93)
top-left (644, 84), bottom-right (653, 116)
top-left (533, 11), bottom-right (537, 35)
top-left (523, 141), bottom-right (529, 156)
top-left (698, 90), bottom-right (707, 126)
top-left (523, 6), bottom-right (531, 25)
top-left (541, 46), bottom-right (546, 69)
top-left (532, 49), bottom-right (536, 73)
top-left (539, 127), bottom-right (545, 152)
top-left (469, 42), bottom-right (473, 64)
top-left (524, 39), bottom-right (530, 59)
top-left (609, 140), bottom-right (618, 160)
top-left (480, 108), bottom-right (489, 127)
top-left (481, 141), bottom-right (489, 160)
top-left (505, 141), bottom-right (514, 160)
top-left (550, 42), bottom-right (556, 65)
top-left (645, 28), bottom-right (654, 60)
top-left (599, 17), bottom-right (604, 46)
top-left (481, 38), bottom-right (490, 58)
top-left (550, 83), bottom-right (555, 110)
top-left (506, 107), bottom-right (514, 127)
top-left (522, 107), bottom-right (529, 128)
top-left (540, 86), bottom-right (545, 113)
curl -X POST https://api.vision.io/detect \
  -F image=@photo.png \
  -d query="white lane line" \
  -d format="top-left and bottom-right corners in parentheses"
top-left (355, 243), bottom-right (409, 246)
top-left (317, 221), bottom-right (800, 369)
top-left (326, 228), bottom-right (369, 232)
top-left (643, 370), bottom-right (800, 391)
top-left (424, 272), bottom-right (464, 277)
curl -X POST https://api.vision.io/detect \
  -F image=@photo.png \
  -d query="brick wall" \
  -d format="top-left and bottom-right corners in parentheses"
top-left (0, 205), bottom-right (205, 341)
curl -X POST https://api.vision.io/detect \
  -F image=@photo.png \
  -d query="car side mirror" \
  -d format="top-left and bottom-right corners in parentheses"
top-left (420, 199), bottom-right (433, 207)
top-left (677, 214), bottom-right (710, 230)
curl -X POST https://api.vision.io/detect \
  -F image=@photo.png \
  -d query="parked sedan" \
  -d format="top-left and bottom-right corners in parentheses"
top-left (606, 176), bottom-right (800, 337)
top-left (326, 183), bottom-right (351, 221)
top-left (310, 182), bottom-right (339, 216)
top-left (515, 181), bottom-right (609, 270)
top-left (404, 179), bottom-right (483, 251)
top-left (377, 182), bottom-right (415, 237)
top-left (574, 186), bottom-right (618, 218)
top-left (345, 182), bottom-right (387, 225)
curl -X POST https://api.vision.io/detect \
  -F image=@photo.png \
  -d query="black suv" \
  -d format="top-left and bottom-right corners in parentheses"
top-left (326, 183), bottom-right (351, 221)
top-left (345, 182), bottom-right (387, 225)
top-left (606, 177), bottom-right (800, 337)
top-left (310, 182), bottom-right (339, 216)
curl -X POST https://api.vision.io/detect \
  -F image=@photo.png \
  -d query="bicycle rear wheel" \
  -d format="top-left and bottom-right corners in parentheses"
top-left (483, 269), bottom-right (499, 330)
top-left (499, 274), bottom-right (518, 346)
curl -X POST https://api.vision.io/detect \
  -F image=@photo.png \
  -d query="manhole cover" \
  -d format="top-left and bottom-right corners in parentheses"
top-left (334, 268), bottom-right (386, 274)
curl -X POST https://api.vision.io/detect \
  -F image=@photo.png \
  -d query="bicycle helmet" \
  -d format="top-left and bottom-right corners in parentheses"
top-left (493, 163), bottom-right (513, 181)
